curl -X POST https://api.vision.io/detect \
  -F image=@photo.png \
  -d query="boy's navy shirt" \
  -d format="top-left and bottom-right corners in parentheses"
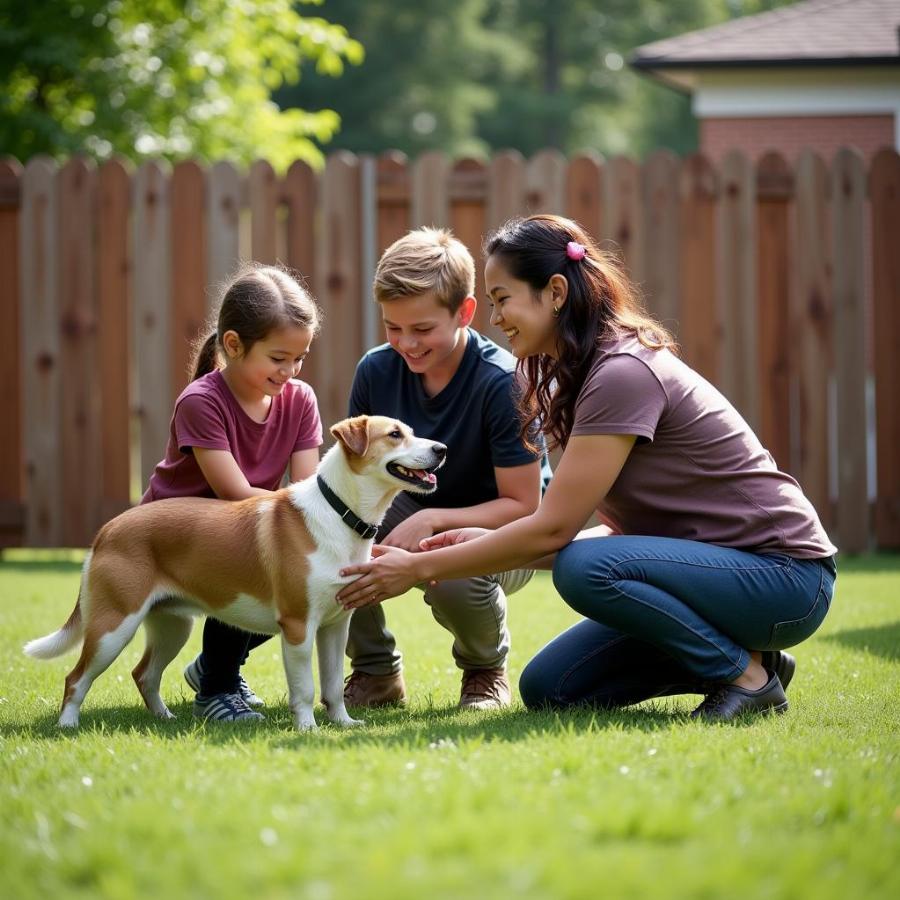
top-left (348, 328), bottom-right (551, 510)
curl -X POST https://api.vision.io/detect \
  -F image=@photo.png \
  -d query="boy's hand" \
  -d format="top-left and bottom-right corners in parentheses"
top-left (381, 510), bottom-right (437, 553)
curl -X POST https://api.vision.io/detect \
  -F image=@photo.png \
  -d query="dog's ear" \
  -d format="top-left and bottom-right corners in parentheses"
top-left (331, 416), bottom-right (370, 458)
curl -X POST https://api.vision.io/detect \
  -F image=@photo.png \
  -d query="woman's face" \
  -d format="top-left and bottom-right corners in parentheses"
top-left (485, 255), bottom-right (564, 359)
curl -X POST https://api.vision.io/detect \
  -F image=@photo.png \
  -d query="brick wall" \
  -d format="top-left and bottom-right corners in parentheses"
top-left (701, 114), bottom-right (895, 162)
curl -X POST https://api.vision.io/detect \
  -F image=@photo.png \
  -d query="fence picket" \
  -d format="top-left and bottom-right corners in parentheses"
top-left (678, 154), bottom-right (719, 383)
top-left (603, 156), bottom-right (643, 283)
top-left (831, 148), bottom-right (869, 553)
top-left (869, 148), bottom-right (900, 549)
top-left (20, 158), bottom-right (62, 546)
top-left (249, 159), bottom-right (278, 264)
top-left (755, 152), bottom-right (793, 469)
top-left (283, 159), bottom-right (317, 292)
top-left (717, 151), bottom-right (758, 430)
top-left (0, 159), bottom-right (23, 546)
top-left (449, 158), bottom-right (489, 332)
top-left (412, 152), bottom-right (449, 228)
top-left (526, 149), bottom-right (566, 215)
top-left (133, 161), bottom-right (172, 491)
top-left (207, 161), bottom-right (241, 306)
top-left (315, 152), bottom-right (362, 430)
top-left (565, 153), bottom-right (603, 244)
top-left (96, 159), bottom-right (133, 522)
top-left (487, 151), bottom-right (526, 230)
top-left (171, 161), bottom-right (207, 397)
top-left (642, 149), bottom-right (680, 329)
top-left (792, 150), bottom-right (833, 530)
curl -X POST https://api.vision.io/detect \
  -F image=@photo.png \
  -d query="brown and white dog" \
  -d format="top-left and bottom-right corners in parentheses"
top-left (24, 416), bottom-right (446, 730)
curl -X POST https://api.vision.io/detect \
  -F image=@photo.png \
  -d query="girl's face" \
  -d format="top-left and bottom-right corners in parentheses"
top-left (225, 325), bottom-right (314, 398)
top-left (485, 255), bottom-right (564, 359)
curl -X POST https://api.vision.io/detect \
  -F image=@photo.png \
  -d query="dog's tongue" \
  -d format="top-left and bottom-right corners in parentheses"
top-left (413, 469), bottom-right (437, 484)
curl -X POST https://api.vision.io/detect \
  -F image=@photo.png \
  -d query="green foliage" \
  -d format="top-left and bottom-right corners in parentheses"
top-left (283, 0), bottom-right (799, 159)
top-left (0, 0), bottom-right (363, 168)
top-left (1, 555), bottom-right (898, 899)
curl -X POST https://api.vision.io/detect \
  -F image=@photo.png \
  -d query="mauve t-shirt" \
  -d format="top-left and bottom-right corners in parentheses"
top-left (141, 369), bottom-right (323, 503)
top-left (571, 333), bottom-right (836, 558)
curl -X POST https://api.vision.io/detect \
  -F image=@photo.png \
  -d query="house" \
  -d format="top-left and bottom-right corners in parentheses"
top-left (630, 0), bottom-right (900, 161)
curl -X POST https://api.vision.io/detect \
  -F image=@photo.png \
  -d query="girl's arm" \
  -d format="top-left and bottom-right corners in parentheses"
top-left (193, 448), bottom-right (272, 501)
top-left (290, 448), bottom-right (320, 483)
top-left (337, 433), bottom-right (635, 607)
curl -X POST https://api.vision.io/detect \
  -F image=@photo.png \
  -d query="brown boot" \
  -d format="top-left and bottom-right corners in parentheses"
top-left (343, 670), bottom-right (407, 708)
top-left (459, 667), bottom-right (511, 710)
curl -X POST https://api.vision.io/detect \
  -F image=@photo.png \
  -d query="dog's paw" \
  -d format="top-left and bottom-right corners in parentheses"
top-left (334, 716), bottom-right (365, 728)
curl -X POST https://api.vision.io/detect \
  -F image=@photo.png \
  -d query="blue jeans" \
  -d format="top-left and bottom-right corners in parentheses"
top-left (519, 536), bottom-right (836, 710)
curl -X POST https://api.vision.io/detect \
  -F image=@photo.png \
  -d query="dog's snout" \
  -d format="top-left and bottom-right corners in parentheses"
top-left (432, 443), bottom-right (447, 461)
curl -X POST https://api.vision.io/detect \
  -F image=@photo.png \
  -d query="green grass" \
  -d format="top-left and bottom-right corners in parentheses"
top-left (1, 552), bottom-right (898, 900)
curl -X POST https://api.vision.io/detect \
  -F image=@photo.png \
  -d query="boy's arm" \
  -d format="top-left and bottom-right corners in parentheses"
top-left (379, 461), bottom-right (541, 552)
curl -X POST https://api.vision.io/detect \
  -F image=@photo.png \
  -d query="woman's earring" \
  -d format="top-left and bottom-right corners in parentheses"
top-left (552, 304), bottom-right (560, 317)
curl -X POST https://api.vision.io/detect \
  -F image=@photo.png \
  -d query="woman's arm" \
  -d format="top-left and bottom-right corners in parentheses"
top-left (337, 433), bottom-right (635, 607)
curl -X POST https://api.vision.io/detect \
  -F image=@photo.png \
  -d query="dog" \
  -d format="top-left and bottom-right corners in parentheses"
top-left (24, 415), bottom-right (446, 730)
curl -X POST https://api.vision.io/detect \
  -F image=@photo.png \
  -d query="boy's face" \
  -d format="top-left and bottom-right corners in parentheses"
top-left (381, 292), bottom-right (474, 377)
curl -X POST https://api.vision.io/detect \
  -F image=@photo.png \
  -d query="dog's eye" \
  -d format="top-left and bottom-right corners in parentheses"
top-left (389, 429), bottom-right (402, 439)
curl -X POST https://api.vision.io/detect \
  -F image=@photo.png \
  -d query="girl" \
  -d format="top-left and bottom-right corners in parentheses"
top-left (336, 214), bottom-right (837, 722)
top-left (142, 263), bottom-right (323, 722)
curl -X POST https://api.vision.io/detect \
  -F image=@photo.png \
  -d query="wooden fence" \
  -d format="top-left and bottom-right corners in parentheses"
top-left (0, 148), bottom-right (898, 553)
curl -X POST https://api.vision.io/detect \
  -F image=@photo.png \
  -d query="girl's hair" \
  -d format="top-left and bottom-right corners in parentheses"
top-left (484, 214), bottom-right (675, 451)
top-left (190, 263), bottom-right (321, 381)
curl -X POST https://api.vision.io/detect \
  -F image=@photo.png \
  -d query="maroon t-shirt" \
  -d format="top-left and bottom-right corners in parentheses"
top-left (571, 334), bottom-right (836, 558)
top-left (141, 369), bottom-right (323, 503)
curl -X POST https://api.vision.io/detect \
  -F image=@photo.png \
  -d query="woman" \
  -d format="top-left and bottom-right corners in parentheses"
top-left (337, 214), bottom-right (837, 721)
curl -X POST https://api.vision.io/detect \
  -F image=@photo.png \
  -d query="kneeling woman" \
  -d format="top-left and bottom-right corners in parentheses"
top-left (338, 214), bottom-right (836, 721)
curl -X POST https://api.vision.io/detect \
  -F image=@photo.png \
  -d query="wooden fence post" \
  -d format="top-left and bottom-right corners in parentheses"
top-left (487, 151), bottom-right (526, 231)
top-left (792, 150), bottom-right (833, 530)
top-left (565, 152), bottom-right (604, 242)
top-left (20, 157), bottom-right (62, 546)
top-left (248, 159), bottom-right (278, 265)
top-left (870, 148), bottom-right (900, 549)
top-left (207, 161), bottom-right (241, 309)
top-left (449, 157), bottom-right (489, 331)
top-left (412, 152), bottom-right (449, 228)
top-left (831, 148), bottom-right (869, 553)
top-left (678, 154), bottom-right (719, 384)
top-left (0, 158), bottom-right (24, 546)
top-left (526, 149), bottom-right (566, 215)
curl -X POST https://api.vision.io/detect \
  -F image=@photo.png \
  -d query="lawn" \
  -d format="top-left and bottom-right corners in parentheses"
top-left (1, 551), bottom-right (898, 900)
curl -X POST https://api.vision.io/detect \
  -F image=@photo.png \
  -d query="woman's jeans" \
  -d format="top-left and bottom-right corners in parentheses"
top-left (519, 536), bottom-right (836, 710)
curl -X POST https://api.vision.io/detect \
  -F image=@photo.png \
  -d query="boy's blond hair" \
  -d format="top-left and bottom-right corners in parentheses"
top-left (374, 227), bottom-right (475, 312)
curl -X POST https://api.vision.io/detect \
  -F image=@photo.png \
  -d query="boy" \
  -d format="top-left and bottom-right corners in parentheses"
top-left (344, 227), bottom-right (550, 710)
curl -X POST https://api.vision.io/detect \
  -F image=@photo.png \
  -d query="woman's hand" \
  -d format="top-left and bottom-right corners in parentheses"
top-left (336, 545), bottom-right (420, 609)
top-left (419, 527), bottom-right (490, 551)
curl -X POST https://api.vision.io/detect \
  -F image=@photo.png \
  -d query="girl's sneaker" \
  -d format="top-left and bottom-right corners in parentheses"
top-left (183, 655), bottom-right (265, 707)
top-left (193, 692), bottom-right (264, 722)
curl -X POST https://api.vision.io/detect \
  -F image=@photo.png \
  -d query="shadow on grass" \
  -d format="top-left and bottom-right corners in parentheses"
top-left (6, 695), bottom-right (690, 747)
top-left (821, 620), bottom-right (900, 662)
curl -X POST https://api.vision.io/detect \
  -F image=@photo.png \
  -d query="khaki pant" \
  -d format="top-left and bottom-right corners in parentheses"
top-left (346, 491), bottom-right (533, 674)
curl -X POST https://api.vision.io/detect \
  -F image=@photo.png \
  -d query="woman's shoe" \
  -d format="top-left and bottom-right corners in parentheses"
top-left (690, 671), bottom-right (788, 721)
top-left (762, 650), bottom-right (795, 691)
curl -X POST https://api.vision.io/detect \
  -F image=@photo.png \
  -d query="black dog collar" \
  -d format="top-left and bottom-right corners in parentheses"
top-left (316, 475), bottom-right (379, 541)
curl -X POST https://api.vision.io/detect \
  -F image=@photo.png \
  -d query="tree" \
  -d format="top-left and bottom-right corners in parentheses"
top-left (0, 0), bottom-right (363, 168)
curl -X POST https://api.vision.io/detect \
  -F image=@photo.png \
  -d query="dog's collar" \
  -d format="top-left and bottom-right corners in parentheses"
top-left (316, 475), bottom-right (379, 541)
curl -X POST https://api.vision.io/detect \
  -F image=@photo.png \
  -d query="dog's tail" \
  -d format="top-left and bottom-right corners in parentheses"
top-left (24, 556), bottom-right (89, 660)
top-left (24, 600), bottom-right (84, 659)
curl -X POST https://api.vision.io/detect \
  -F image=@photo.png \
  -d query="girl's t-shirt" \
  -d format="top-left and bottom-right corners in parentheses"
top-left (571, 333), bottom-right (836, 559)
top-left (141, 369), bottom-right (322, 503)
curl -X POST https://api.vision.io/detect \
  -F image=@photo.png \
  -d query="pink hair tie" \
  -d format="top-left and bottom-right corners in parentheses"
top-left (566, 241), bottom-right (586, 261)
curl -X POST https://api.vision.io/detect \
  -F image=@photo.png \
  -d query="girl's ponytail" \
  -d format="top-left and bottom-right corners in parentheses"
top-left (190, 332), bottom-right (219, 381)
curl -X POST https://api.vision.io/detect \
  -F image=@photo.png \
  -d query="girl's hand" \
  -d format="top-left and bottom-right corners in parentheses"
top-left (337, 545), bottom-right (420, 609)
top-left (419, 527), bottom-right (490, 551)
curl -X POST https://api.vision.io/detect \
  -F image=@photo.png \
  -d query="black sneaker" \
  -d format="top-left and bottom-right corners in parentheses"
top-left (690, 671), bottom-right (788, 722)
top-left (184, 655), bottom-right (264, 707)
top-left (193, 692), bottom-right (265, 722)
